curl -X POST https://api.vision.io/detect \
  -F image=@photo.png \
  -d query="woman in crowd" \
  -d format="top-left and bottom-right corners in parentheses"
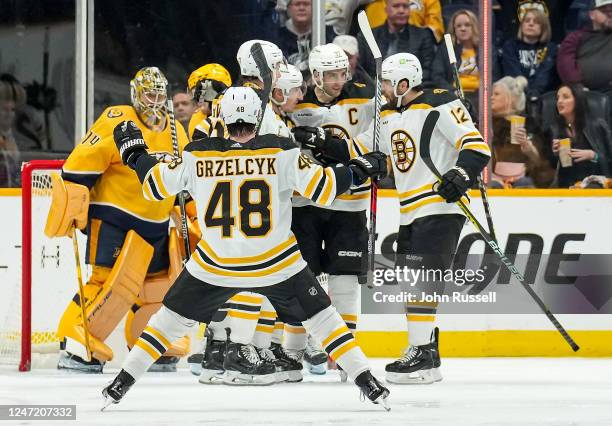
top-left (490, 75), bottom-right (554, 188)
top-left (546, 84), bottom-right (612, 188)
top-left (432, 9), bottom-right (480, 106)
top-left (501, 8), bottom-right (558, 99)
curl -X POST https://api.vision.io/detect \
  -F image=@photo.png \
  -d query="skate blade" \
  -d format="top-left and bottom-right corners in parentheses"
top-left (369, 390), bottom-right (391, 411)
top-left (189, 364), bottom-right (202, 376)
top-left (306, 362), bottom-right (326, 375)
top-left (100, 392), bottom-right (117, 412)
top-left (274, 371), bottom-right (289, 383)
top-left (222, 371), bottom-right (276, 386)
top-left (286, 370), bottom-right (303, 383)
top-left (199, 369), bottom-right (225, 385)
top-left (385, 368), bottom-right (441, 385)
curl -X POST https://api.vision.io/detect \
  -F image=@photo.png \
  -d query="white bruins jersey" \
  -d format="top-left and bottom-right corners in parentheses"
top-left (378, 89), bottom-right (491, 225)
top-left (140, 134), bottom-right (348, 288)
top-left (193, 83), bottom-right (291, 140)
top-left (290, 83), bottom-right (375, 211)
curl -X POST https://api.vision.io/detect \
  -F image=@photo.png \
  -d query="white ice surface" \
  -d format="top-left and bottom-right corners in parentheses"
top-left (1, 358), bottom-right (611, 426)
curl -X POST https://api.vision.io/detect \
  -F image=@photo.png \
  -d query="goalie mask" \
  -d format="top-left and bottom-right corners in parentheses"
top-left (309, 43), bottom-right (351, 96)
top-left (220, 86), bottom-right (261, 126)
top-left (188, 63), bottom-right (232, 106)
top-left (272, 63), bottom-right (305, 107)
top-left (236, 40), bottom-right (284, 83)
top-left (130, 66), bottom-right (168, 130)
top-left (381, 53), bottom-right (423, 108)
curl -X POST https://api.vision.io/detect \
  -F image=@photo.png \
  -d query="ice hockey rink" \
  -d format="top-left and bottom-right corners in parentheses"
top-left (1, 358), bottom-right (611, 425)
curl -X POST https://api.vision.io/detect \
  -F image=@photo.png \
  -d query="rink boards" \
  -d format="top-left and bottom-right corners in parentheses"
top-left (2, 188), bottom-right (611, 357)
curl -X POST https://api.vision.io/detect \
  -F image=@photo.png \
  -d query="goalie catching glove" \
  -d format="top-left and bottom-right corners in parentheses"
top-left (436, 166), bottom-right (471, 203)
top-left (113, 120), bottom-right (149, 168)
top-left (348, 151), bottom-right (387, 186)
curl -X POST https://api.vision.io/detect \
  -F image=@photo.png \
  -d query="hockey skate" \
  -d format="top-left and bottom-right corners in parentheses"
top-left (271, 342), bottom-right (304, 382)
top-left (385, 327), bottom-right (442, 384)
top-left (304, 335), bottom-right (327, 375)
top-left (222, 342), bottom-right (276, 385)
top-left (101, 370), bottom-right (135, 410)
top-left (57, 351), bottom-right (104, 374)
top-left (355, 371), bottom-right (391, 411)
top-left (257, 346), bottom-right (288, 383)
top-left (148, 355), bottom-right (179, 372)
top-left (197, 329), bottom-right (226, 384)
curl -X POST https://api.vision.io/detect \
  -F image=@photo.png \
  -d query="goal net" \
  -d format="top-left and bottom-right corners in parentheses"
top-left (0, 160), bottom-right (87, 371)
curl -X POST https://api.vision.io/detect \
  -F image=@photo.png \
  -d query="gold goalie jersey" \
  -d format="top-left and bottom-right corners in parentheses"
top-left (290, 82), bottom-right (375, 211)
top-left (140, 134), bottom-right (349, 288)
top-left (61, 105), bottom-right (189, 238)
top-left (377, 89), bottom-right (491, 225)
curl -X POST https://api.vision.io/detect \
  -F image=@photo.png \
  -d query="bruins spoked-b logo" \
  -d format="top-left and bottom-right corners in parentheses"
top-left (391, 130), bottom-right (416, 172)
top-left (323, 124), bottom-right (349, 140)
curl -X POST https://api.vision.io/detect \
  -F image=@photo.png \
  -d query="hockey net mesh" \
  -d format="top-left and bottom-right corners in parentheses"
top-left (0, 163), bottom-right (83, 368)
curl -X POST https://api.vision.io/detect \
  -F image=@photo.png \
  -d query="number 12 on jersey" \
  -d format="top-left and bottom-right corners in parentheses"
top-left (204, 179), bottom-right (272, 238)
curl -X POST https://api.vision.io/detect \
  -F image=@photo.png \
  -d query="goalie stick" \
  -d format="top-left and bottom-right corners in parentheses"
top-left (357, 11), bottom-right (383, 275)
top-left (443, 33), bottom-right (497, 241)
top-left (166, 99), bottom-right (191, 260)
top-left (71, 225), bottom-right (93, 361)
top-left (250, 42), bottom-right (274, 135)
top-left (420, 110), bottom-right (579, 352)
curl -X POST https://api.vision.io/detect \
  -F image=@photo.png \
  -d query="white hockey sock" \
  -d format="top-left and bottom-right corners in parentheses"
top-left (226, 292), bottom-right (262, 344)
top-left (123, 306), bottom-right (195, 381)
top-left (303, 305), bottom-right (369, 381)
top-left (282, 323), bottom-right (307, 351)
top-left (328, 274), bottom-right (359, 332)
top-left (271, 320), bottom-right (284, 345)
top-left (207, 317), bottom-right (229, 341)
top-left (252, 297), bottom-right (276, 349)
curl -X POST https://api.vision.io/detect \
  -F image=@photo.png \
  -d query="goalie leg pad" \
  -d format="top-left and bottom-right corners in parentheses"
top-left (44, 172), bottom-right (89, 237)
top-left (57, 230), bottom-right (153, 362)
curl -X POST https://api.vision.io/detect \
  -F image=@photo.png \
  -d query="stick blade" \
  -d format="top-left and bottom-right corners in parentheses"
top-left (357, 11), bottom-right (382, 59)
top-left (250, 42), bottom-right (273, 87)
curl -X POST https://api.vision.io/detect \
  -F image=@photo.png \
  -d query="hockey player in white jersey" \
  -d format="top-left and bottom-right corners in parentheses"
top-left (288, 43), bottom-right (375, 378)
top-left (192, 39), bottom-right (288, 140)
top-left (376, 53), bottom-right (490, 384)
top-left (102, 86), bottom-right (390, 409)
top-left (189, 41), bottom-right (302, 383)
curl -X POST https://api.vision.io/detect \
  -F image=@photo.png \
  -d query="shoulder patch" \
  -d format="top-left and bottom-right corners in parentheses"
top-left (353, 82), bottom-right (366, 88)
top-left (107, 108), bottom-right (124, 118)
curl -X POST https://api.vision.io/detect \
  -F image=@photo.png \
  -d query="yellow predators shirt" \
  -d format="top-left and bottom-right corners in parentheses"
top-left (289, 83), bottom-right (374, 211)
top-left (141, 135), bottom-right (348, 287)
top-left (62, 105), bottom-right (189, 238)
top-left (378, 89), bottom-right (491, 225)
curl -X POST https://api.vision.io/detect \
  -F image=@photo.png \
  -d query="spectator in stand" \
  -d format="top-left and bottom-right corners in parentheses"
top-left (501, 8), bottom-right (558, 99)
top-left (545, 84), bottom-right (612, 187)
top-left (171, 92), bottom-right (196, 132)
top-left (365, 0), bottom-right (445, 42)
top-left (0, 74), bottom-right (46, 151)
top-left (333, 35), bottom-right (373, 85)
top-left (358, 0), bottom-right (436, 82)
top-left (432, 10), bottom-right (480, 96)
top-left (557, 0), bottom-right (612, 91)
top-left (0, 82), bottom-right (21, 187)
top-left (490, 76), bottom-right (554, 187)
top-left (497, 0), bottom-right (571, 44)
top-left (276, 0), bottom-right (337, 74)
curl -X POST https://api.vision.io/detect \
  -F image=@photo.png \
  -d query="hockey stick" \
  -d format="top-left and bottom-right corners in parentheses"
top-left (70, 225), bottom-right (93, 360)
top-left (443, 34), bottom-right (497, 241)
top-left (420, 110), bottom-right (579, 352)
top-left (357, 10), bottom-right (383, 274)
top-left (250, 42), bottom-right (273, 135)
top-left (166, 99), bottom-right (191, 261)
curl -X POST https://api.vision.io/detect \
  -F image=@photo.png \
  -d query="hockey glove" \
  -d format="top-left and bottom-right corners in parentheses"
top-left (291, 126), bottom-right (327, 150)
top-left (348, 151), bottom-right (388, 186)
top-left (113, 120), bottom-right (149, 169)
top-left (437, 166), bottom-right (471, 203)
